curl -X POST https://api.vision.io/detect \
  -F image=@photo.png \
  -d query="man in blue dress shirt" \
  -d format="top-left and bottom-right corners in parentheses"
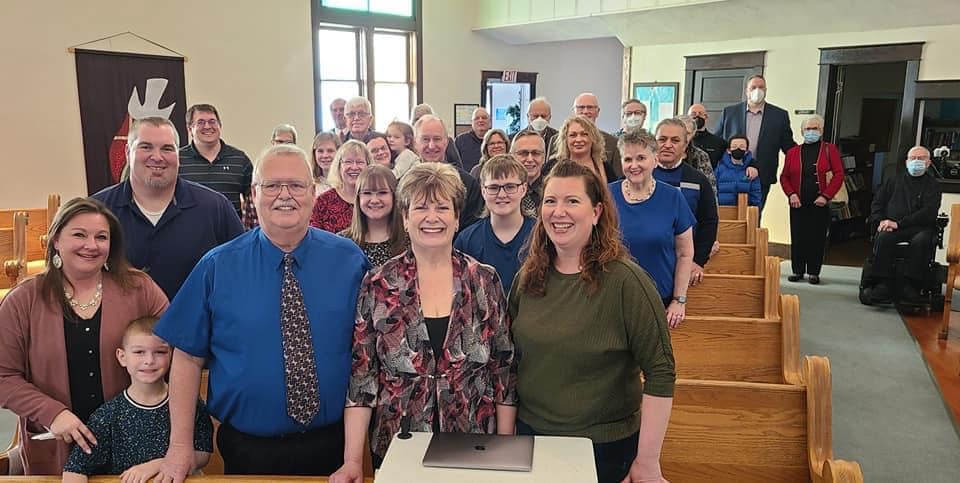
top-left (154, 144), bottom-right (370, 479)
top-left (93, 116), bottom-right (243, 300)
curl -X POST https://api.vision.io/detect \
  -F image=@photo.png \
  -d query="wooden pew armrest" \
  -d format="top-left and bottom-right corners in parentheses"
top-left (822, 459), bottom-right (865, 483)
top-left (948, 204), bottom-right (960, 264)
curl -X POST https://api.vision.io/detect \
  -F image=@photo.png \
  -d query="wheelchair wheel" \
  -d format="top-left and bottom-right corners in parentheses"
top-left (859, 286), bottom-right (873, 306)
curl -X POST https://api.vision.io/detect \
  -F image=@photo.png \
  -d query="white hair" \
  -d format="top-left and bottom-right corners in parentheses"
top-left (253, 144), bottom-right (312, 183)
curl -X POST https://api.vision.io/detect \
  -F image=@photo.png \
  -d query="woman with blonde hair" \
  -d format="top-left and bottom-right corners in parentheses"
top-left (310, 140), bottom-right (372, 233)
top-left (311, 131), bottom-right (343, 195)
top-left (340, 165), bottom-right (408, 267)
top-left (510, 161), bottom-right (674, 483)
top-left (0, 197), bottom-right (168, 475)
top-left (551, 115), bottom-right (616, 184)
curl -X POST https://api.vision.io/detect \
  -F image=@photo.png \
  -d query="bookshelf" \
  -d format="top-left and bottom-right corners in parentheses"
top-left (829, 137), bottom-right (875, 242)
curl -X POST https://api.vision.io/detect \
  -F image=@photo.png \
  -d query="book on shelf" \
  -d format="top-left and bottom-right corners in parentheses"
top-left (841, 155), bottom-right (857, 170)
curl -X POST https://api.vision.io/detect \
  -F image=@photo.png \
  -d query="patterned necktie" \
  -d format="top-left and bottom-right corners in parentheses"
top-left (280, 254), bottom-right (320, 426)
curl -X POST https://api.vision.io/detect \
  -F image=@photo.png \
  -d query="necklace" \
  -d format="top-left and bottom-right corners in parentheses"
top-left (65, 279), bottom-right (103, 311)
top-left (623, 179), bottom-right (656, 203)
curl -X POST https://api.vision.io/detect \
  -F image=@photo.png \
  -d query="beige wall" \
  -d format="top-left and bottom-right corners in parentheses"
top-left (630, 24), bottom-right (960, 245)
top-left (0, 0), bottom-right (316, 209)
top-left (421, 1), bottom-right (625, 134)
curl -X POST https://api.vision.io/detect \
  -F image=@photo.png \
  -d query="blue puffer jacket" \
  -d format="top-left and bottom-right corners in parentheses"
top-left (715, 151), bottom-right (762, 206)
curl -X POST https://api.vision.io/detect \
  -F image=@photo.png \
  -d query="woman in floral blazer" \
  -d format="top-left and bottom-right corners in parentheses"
top-left (331, 163), bottom-right (517, 479)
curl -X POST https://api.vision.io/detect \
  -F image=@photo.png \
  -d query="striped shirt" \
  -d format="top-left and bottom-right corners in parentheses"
top-left (178, 140), bottom-right (253, 218)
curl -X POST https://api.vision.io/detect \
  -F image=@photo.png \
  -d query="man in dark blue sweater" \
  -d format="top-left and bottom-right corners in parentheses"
top-left (653, 118), bottom-right (719, 287)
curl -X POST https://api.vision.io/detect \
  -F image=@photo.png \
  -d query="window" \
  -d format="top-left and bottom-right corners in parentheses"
top-left (313, 1), bottom-right (421, 132)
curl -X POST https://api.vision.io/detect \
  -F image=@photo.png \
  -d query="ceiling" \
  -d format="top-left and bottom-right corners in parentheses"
top-left (474, 0), bottom-right (960, 46)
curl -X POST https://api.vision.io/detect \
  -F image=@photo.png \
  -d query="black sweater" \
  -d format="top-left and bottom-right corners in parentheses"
top-left (870, 171), bottom-right (942, 230)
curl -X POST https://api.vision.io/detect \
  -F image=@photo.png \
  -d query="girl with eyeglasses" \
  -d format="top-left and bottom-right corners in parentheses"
top-left (309, 140), bottom-right (372, 233)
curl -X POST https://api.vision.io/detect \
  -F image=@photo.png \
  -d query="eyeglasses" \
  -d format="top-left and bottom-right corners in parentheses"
top-left (624, 110), bottom-right (646, 117)
top-left (418, 136), bottom-right (445, 146)
top-left (483, 183), bottom-right (522, 195)
top-left (575, 105), bottom-right (598, 111)
top-left (272, 139), bottom-right (295, 145)
top-left (345, 111), bottom-right (370, 119)
top-left (258, 181), bottom-right (310, 196)
top-left (369, 146), bottom-right (390, 154)
top-left (341, 159), bottom-right (367, 166)
top-left (513, 149), bottom-right (544, 158)
top-left (193, 119), bottom-right (220, 127)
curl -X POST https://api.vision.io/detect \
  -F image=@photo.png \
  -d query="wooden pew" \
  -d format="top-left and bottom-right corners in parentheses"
top-left (0, 194), bottom-right (60, 274)
top-left (706, 228), bottom-right (768, 275)
top-left (687, 256), bottom-right (780, 319)
top-left (717, 205), bottom-right (759, 244)
top-left (718, 192), bottom-right (748, 221)
top-left (663, 356), bottom-right (864, 483)
top-left (0, 211), bottom-right (27, 301)
top-left (940, 203), bottom-right (960, 339)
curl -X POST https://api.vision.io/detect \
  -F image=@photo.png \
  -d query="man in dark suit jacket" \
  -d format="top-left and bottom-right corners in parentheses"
top-left (717, 75), bottom-right (796, 211)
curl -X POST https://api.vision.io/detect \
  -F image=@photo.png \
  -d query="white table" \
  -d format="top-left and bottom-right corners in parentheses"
top-left (375, 432), bottom-right (598, 482)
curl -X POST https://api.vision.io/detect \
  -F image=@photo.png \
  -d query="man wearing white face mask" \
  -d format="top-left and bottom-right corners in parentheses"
top-left (526, 97), bottom-right (557, 160)
top-left (717, 75), bottom-right (796, 212)
top-left (864, 146), bottom-right (942, 302)
top-left (618, 99), bottom-right (647, 135)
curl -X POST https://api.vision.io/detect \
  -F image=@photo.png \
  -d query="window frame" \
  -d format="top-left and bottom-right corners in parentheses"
top-left (312, 0), bottom-right (422, 132)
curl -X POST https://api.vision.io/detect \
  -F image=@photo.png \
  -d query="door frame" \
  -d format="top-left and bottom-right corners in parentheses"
top-left (682, 51), bottom-right (766, 109)
top-left (479, 71), bottom-right (538, 106)
top-left (815, 43), bottom-right (923, 169)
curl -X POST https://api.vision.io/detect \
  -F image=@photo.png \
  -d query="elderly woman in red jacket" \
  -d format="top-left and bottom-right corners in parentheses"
top-left (780, 114), bottom-right (844, 285)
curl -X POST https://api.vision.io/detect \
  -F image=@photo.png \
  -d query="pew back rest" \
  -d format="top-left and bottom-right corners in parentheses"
top-left (1, 212), bottom-right (28, 291)
top-left (0, 194), bottom-right (60, 262)
top-left (673, 294), bottom-right (800, 384)
top-left (688, 256), bottom-right (780, 319)
top-left (718, 193), bottom-right (748, 220)
top-left (706, 228), bottom-right (769, 275)
top-left (662, 356), bottom-right (863, 483)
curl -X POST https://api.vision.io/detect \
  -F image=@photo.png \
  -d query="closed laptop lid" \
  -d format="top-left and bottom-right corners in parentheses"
top-left (421, 432), bottom-right (535, 472)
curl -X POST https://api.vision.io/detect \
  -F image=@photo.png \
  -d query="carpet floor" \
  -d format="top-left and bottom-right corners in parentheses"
top-left (781, 262), bottom-right (960, 482)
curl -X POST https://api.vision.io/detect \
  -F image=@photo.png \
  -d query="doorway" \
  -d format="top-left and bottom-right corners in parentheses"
top-left (480, 71), bottom-right (537, 137)
top-left (816, 44), bottom-right (922, 266)
top-left (683, 51), bottom-right (765, 132)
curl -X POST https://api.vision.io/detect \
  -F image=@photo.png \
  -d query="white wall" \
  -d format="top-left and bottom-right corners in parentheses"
top-left (422, 1), bottom-right (624, 135)
top-left (0, 0), bottom-right (316, 209)
top-left (630, 24), bottom-right (960, 245)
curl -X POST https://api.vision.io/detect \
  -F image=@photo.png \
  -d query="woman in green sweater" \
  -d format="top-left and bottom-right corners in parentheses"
top-left (509, 161), bottom-right (676, 483)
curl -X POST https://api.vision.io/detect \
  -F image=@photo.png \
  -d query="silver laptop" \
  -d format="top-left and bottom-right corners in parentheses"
top-left (421, 432), bottom-right (535, 472)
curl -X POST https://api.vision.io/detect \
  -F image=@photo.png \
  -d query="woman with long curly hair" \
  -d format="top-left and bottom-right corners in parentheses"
top-left (509, 161), bottom-right (675, 483)
top-left (550, 115), bottom-right (617, 184)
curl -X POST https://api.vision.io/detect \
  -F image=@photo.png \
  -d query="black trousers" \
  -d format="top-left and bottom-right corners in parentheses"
top-left (760, 183), bottom-right (771, 213)
top-left (517, 419), bottom-right (639, 483)
top-left (871, 226), bottom-right (935, 282)
top-left (789, 203), bottom-right (831, 276)
top-left (216, 420), bottom-right (345, 476)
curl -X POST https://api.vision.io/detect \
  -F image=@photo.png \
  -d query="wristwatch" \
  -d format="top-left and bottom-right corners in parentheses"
top-left (673, 295), bottom-right (687, 304)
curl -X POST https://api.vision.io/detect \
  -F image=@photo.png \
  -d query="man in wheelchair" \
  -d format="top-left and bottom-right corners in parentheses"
top-left (862, 146), bottom-right (943, 304)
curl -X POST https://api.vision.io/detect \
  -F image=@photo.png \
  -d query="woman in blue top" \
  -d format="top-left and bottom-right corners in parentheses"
top-left (610, 130), bottom-right (695, 328)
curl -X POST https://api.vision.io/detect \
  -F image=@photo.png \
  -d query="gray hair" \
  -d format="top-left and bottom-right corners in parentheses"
top-left (127, 116), bottom-right (181, 152)
top-left (346, 96), bottom-right (372, 114)
top-left (327, 140), bottom-right (373, 189)
top-left (802, 114), bottom-right (826, 130)
top-left (414, 114), bottom-right (447, 137)
top-left (253, 144), bottom-right (312, 183)
top-left (529, 96), bottom-right (551, 110)
top-left (410, 103), bottom-right (435, 125)
top-left (271, 123), bottom-right (298, 143)
top-left (655, 118), bottom-right (690, 143)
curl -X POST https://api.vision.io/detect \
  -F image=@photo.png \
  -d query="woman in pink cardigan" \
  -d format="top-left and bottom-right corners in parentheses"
top-left (0, 197), bottom-right (168, 475)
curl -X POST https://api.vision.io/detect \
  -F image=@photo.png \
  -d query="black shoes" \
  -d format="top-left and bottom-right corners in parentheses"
top-left (809, 275), bottom-right (821, 285)
top-left (788, 274), bottom-right (804, 282)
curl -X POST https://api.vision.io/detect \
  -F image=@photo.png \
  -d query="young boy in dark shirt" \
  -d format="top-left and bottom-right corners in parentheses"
top-left (62, 317), bottom-right (213, 482)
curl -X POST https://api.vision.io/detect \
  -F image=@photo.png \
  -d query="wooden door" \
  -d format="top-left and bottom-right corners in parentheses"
top-left (692, 68), bottom-right (758, 133)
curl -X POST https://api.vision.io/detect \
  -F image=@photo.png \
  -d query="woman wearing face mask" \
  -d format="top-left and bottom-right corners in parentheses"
top-left (715, 134), bottom-right (762, 207)
top-left (780, 114), bottom-right (844, 285)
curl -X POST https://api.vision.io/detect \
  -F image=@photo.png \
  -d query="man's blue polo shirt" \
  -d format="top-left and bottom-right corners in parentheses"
top-left (154, 228), bottom-right (370, 436)
top-left (92, 178), bottom-right (243, 299)
top-left (454, 216), bottom-right (534, 294)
